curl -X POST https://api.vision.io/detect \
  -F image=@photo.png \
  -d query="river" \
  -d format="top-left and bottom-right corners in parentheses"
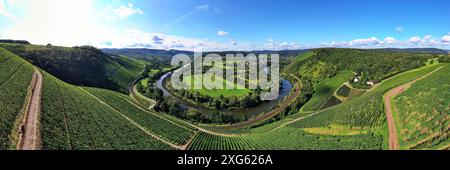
top-left (156, 72), bottom-right (293, 119)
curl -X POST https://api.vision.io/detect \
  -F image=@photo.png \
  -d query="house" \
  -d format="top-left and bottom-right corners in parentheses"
top-left (367, 80), bottom-right (378, 86)
top-left (353, 76), bottom-right (362, 83)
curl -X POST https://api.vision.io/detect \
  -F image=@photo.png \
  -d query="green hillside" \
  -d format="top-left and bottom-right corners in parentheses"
top-left (187, 126), bottom-right (382, 150)
top-left (0, 43), bottom-right (146, 93)
top-left (83, 87), bottom-right (196, 146)
top-left (301, 71), bottom-right (353, 112)
top-left (393, 64), bottom-right (450, 150)
top-left (40, 72), bottom-right (174, 150)
top-left (0, 48), bottom-right (35, 149)
top-left (283, 51), bottom-right (316, 75)
top-left (1, 44), bottom-right (447, 150)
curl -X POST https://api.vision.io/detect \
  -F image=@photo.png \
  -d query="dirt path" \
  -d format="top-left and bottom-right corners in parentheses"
top-left (384, 66), bottom-right (443, 150)
top-left (18, 68), bottom-right (43, 150)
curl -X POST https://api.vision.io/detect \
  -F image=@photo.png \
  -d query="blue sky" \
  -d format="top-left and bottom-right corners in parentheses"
top-left (1, 0), bottom-right (449, 50)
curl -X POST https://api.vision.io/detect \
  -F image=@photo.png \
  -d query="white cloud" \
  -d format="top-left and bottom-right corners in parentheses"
top-left (384, 37), bottom-right (397, 44)
top-left (195, 4), bottom-right (210, 10)
top-left (107, 3), bottom-right (143, 18)
top-left (395, 26), bottom-right (404, 32)
top-left (408, 36), bottom-right (421, 43)
top-left (442, 35), bottom-right (450, 42)
top-left (97, 28), bottom-right (246, 51)
top-left (350, 37), bottom-right (381, 46)
top-left (230, 41), bottom-right (237, 45)
top-left (263, 39), bottom-right (301, 50)
top-left (217, 30), bottom-right (228, 36)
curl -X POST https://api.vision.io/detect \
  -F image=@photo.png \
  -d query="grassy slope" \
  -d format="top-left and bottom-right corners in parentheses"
top-left (301, 71), bottom-right (354, 112)
top-left (393, 63), bottom-right (450, 149)
top-left (0, 47), bottom-right (34, 149)
top-left (0, 43), bottom-right (145, 93)
top-left (283, 51), bottom-right (315, 74)
top-left (108, 55), bottom-right (146, 90)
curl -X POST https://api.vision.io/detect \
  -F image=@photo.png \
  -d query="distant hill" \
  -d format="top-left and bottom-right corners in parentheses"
top-left (102, 48), bottom-right (194, 58)
top-left (377, 48), bottom-right (448, 54)
top-left (0, 39), bottom-right (31, 45)
top-left (102, 48), bottom-right (309, 59)
top-left (0, 43), bottom-right (146, 93)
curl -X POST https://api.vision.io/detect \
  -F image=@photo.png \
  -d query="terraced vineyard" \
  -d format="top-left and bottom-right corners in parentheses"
top-left (0, 48), bottom-right (34, 149)
top-left (289, 64), bottom-right (443, 131)
top-left (187, 127), bottom-right (383, 150)
top-left (83, 87), bottom-right (196, 145)
top-left (187, 132), bottom-right (260, 150)
top-left (40, 73), bottom-right (173, 150)
top-left (393, 64), bottom-right (450, 149)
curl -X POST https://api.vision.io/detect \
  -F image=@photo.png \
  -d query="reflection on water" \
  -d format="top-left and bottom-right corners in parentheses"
top-left (156, 72), bottom-right (293, 118)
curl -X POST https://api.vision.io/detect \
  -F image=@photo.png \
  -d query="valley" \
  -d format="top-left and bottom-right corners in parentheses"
top-left (0, 42), bottom-right (448, 150)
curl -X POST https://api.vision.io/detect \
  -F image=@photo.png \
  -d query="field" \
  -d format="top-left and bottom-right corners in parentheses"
top-left (0, 48), bottom-right (34, 149)
top-left (393, 64), bottom-right (450, 149)
top-left (336, 84), bottom-right (351, 97)
top-left (301, 71), bottom-right (353, 112)
top-left (83, 87), bottom-right (196, 145)
top-left (182, 74), bottom-right (251, 98)
top-left (40, 72), bottom-right (173, 150)
top-left (347, 88), bottom-right (366, 100)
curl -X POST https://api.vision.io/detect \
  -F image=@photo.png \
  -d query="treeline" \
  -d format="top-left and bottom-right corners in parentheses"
top-left (0, 39), bottom-right (30, 45)
top-left (288, 48), bottom-right (431, 90)
top-left (174, 89), bottom-right (262, 110)
top-left (311, 48), bottom-right (429, 86)
top-left (157, 99), bottom-right (244, 124)
top-left (0, 43), bottom-right (132, 92)
top-left (251, 78), bottom-right (313, 128)
top-left (135, 65), bottom-right (169, 102)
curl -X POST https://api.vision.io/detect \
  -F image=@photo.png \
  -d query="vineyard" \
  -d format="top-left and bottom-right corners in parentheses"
top-left (187, 127), bottom-right (383, 150)
top-left (40, 73), bottom-right (173, 150)
top-left (393, 64), bottom-right (450, 149)
top-left (1, 43), bottom-right (448, 150)
top-left (336, 84), bottom-right (351, 97)
top-left (289, 64), bottom-right (443, 130)
top-left (187, 132), bottom-right (260, 150)
top-left (83, 87), bottom-right (196, 145)
top-left (0, 48), bottom-right (34, 149)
